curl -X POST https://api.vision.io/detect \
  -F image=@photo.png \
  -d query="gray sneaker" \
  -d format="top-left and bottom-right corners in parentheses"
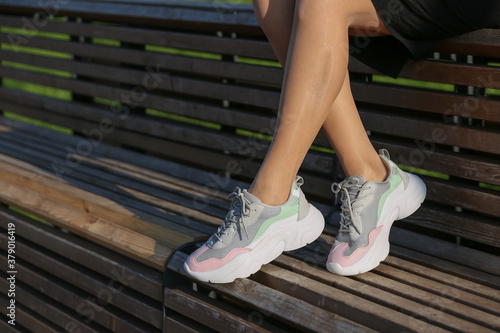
top-left (327, 149), bottom-right (426, 276)
top-left (184, 176), bottom-right (325, 283)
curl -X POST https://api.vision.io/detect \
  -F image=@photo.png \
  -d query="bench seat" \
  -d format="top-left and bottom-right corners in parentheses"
top-left (0, 117), bottom-right (498, 333)
top-left (0, 0), bottom-right (499, 332)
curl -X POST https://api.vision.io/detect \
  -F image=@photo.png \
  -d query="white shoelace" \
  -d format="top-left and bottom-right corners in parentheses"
top-left (214, 188), bottom-right (251, 243)
top-left (331, 178), bottom-right (366, 235)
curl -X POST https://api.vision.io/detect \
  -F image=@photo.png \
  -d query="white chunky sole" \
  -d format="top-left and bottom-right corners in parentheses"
top-left (327, 173), bottom-right (426, 276)
top-left (184, 204), bottom-right (325, 283)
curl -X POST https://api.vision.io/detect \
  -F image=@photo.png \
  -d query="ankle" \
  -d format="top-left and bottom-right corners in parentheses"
top-left (248, 182), bottom-right (290, 206)
top-left (362, 157), bottom-right (388, 183)
top-left (343, 155), bottom-right (388, 183)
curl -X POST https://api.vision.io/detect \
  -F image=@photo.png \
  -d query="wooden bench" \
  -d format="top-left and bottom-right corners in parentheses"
top-left (0, 0), bottom-right (499, 332)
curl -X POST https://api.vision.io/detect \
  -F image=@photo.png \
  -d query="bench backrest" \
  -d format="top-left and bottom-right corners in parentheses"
top-left (0, 0), bottom-right (499, 272)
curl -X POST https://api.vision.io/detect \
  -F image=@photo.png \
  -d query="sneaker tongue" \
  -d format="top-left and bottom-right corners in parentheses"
top-left (243, 190), bottom-right (261, 204)
top-left (346, 175), bottom-right (365, 184)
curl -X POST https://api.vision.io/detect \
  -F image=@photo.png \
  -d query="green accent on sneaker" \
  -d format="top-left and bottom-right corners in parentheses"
top-left (377, 170), bottom-right (402, 219)
top-left (251, 204), bottom-right (298, 242)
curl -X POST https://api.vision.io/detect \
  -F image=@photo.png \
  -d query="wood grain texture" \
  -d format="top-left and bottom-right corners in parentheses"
top-left (0, 249), bottom-right (162, 331)
top-left (167, 252), bottom-right (375, 333)
top-left (0, 207), bottom-right (164, 300)
top-left (0, 178), bottom-right (172, 270)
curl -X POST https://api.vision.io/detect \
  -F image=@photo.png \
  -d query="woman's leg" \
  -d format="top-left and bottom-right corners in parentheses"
top-left (250, 0), bottom-right (388, 205)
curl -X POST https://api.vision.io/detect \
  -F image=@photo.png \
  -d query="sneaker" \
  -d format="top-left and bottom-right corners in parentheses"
top-left (326, 149), bottom-right (426, 276)
top-left (184, 176), bottom-right (325, 283)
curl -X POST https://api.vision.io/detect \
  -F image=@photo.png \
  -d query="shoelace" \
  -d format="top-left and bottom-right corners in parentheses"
top-left (331, 178), bottom-right (366, 234)
top-left (213, 188), bottom-right (251, 243)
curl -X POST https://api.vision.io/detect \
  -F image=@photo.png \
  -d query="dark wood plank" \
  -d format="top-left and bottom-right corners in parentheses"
top-left (0, 295), bottom-right (25, 332)
top-left (0, 285), bottom-right (62, 333)
top-left (165, 287), bottom-right (270, 333)
top-left (360, 107), bottom-right (500, 155)
top-left (403, 205), bottom-right (500, 248)
top-left (167, 252), bottom-right (375, 333)
top-left (354, 268), bottom-right (500, 331)
top-left (374, 261), bottom-right (500, 316)
top-left (382, 256), bottom-right (500, 302)
top-left (259, 256), bottom-right (485, 333)
top-left (164, 314), bottom-right (216, 333)
top-left (351, 80), bottom-right (500, 123)
top-left (0, 0), bottom-right (261, 34)
top-left (0, 49), bottom-right (281, 109)
top-left (350, 58), bottom-right (500, 90)
top-left (297, 230), bottom-right (500, 290)
top-left (433, 29), bottom-right (500, 58)
top-left (390, 228), bottom-right (500, 277)
top-left (0, 267), bottom-right (105, 333)
top-left (423, 177), bottom-right (500, 218)
top-left (390, 245), bottom-right (500, 290)
top-left (372, 138), bottom-right (500, 186)
top-left (0, 15), bottom-right (275, 60)
top-left (0, 33), bottom-right (282, 85)
top-left (0, 87), bottom-right (334, 178)
top-left (0, 237), bottom-right (163, 330)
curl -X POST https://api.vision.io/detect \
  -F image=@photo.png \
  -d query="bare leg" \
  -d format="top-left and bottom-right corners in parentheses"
top-left (250, 0), bottom-right (387, 205)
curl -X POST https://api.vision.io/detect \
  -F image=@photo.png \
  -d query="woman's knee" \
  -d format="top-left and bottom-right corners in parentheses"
top-left (295, 0), bottom-right (380, 29)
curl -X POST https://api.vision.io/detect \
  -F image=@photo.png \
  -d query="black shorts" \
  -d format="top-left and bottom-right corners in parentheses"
top-left (351, 0), bottom-right (500, 77)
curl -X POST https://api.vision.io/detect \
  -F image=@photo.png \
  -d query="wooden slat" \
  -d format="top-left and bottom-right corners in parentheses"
top-left (382, 256), bottom-right (500, 303)
top-left (360, 107), bottom-right (500, 155)
top-left (0, 206), bottom-right (164, 301)
top-left (0, 265), bottom-right (105, 333)
top-left (390, 228), bottom-right (500, 277)
top-left (354, 269), bottom-right (500, 331)
top-left (280, 244), bottom-right (500, 331)
top-left (302, 231), bottom-right (500, 290)
top-left (0, 154), bottom-right (205, 243)
top-left (0, 0), bottom-right (261, 34)
top-left (0, 132), bottom-right (227, 231)
top-left (165, 287), bottom-right (270, 333)
top-left (424, 176), bottom-right (500, 218)
top-left (0, 244), bottom-right (161, 332)
top-left (164, 314), bottom-right (217, 333)
top-left (1, 100), bottom-right (497, 225)
top-left (2, 2), bottom-right (500, 57)
top-left (261, 256), bottom-right (494, 333)
top-left (167, 252), bottom-right (375, 333)
top-left (0, 15), bottom-right (275, 60)
top-left (0, 87), bottom-right (334, 178)
top-left (0, 120), bottom-right (232, 206)
top-left (372, 138), bottom-right (500, 186)
top-left (0, 158), bottom-right (201, 245)
top-left (0, 178), bottom-right (172, 270)
top-left (371, 264), bottom-right (500, 318)
top-left (4, 99), bottom-right (498, 223)
top-left (351, 80), bottom-right (500, 123)
top-left (0, 65), bottom-right (278, 136)
top-left (402, 204), bottom-right (500, 248)
top-left (390, 245), bottom-right (500, 290)
top-left (0, 287), bottom-right (61, 333)
top-left (351, 58), bottom-right (500, 89)
top-left (4, 33), bottom-right (500, 124)
top-left (433, 29), bottom-right (500, 58)
top-left (0, 50), bottom-right (281, 109)
top-left (0, 33), bottom-right (282, 85)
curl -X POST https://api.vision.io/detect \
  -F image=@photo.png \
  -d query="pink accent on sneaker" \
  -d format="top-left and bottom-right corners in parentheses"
top-left (185, 245), bottom-right (252, 272)
top-left (328, 226), bottom-right (383, 268)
